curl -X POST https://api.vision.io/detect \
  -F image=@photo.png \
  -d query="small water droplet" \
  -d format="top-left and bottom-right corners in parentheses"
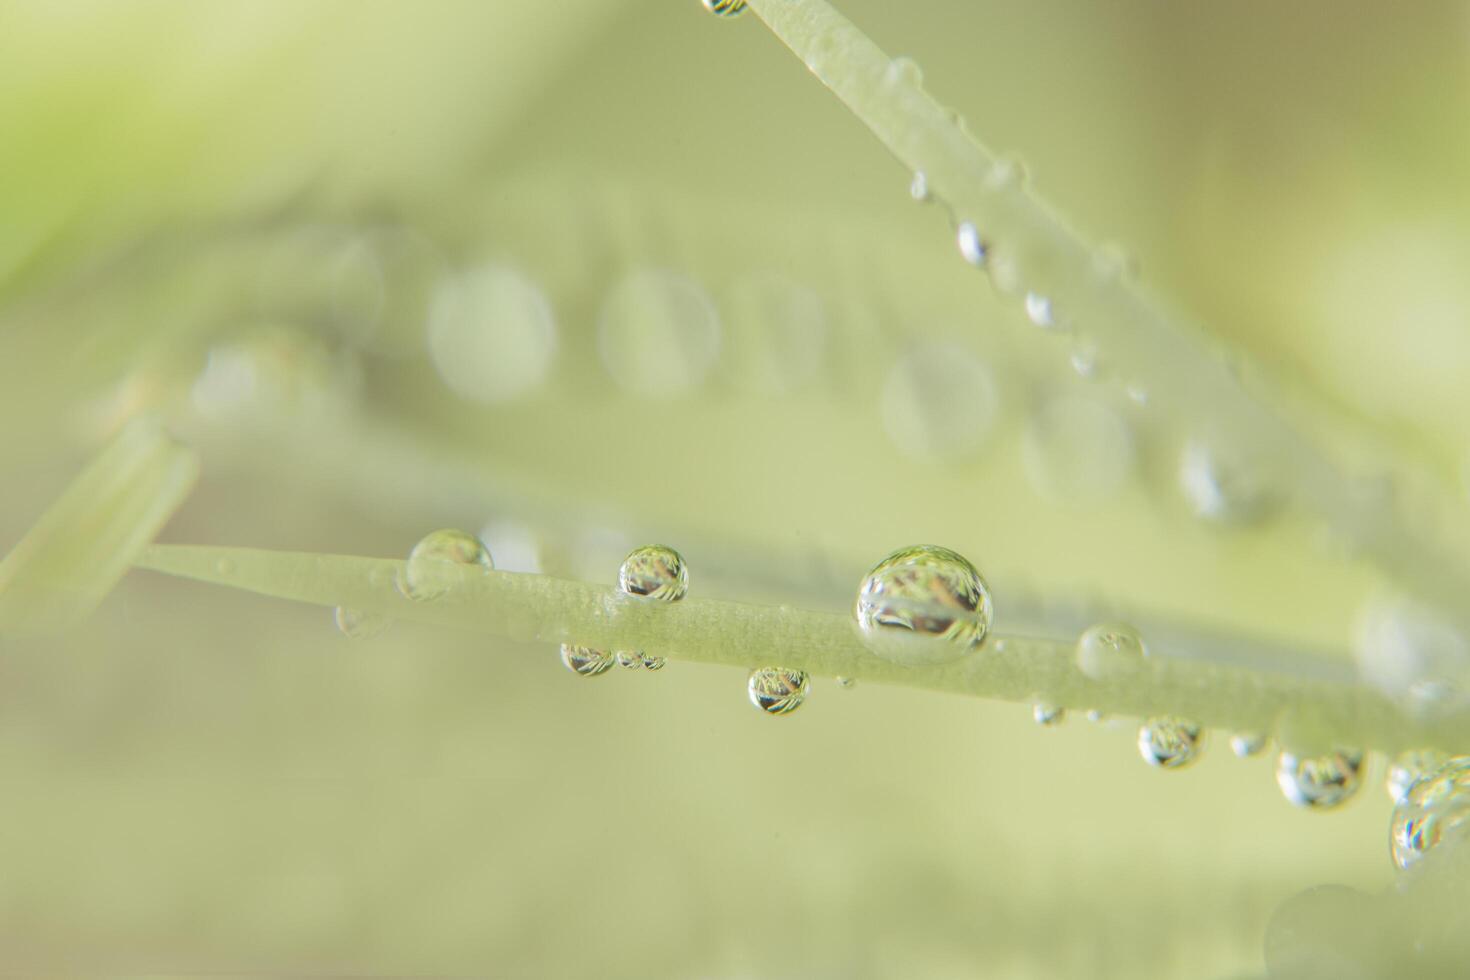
top-left (1126, 385), bottom-right (1149, 406)
top-left (836, 676), bottom-right (857, 689)
top-left (1085, 709), bottom-right (1108, 724)
top-left (1230, 732), bottom-right (1267, 758)
top-left (1033, 702), bottom-right (1065, 726)
top-left (428, 264), bottom-right (557, 405)
top-left (333, 606), bottom-right (391, 639)
top-left (853, 545), bottom-right (993, 665)
top-left (1023, 292), bottom-right (1055, 328)
top-left (215, 557), bottom-right (236, 576)
top-left (640, 654), bottom-right (667, 670)
top-left (748, 667), bottom-right (810, 715)
top-left (1391, 756), bottom-right (1470, 870)
top-left (560, 644), bottom-right (616, 677)
top-left (615, 651), bottom-right (643, 670)
top-left (1178, 438), bottom-right (1276, 525)
top-left (884, 56), bottom-right (923, 88)
top-left (618, 544), bottom-right (688, 601)
top-left (983, 155), bottom-right (1027, 191)
top-left (702, 0), bottom-right (746, 15)
top-left (1387, 749), bottom-right (1448, 805)
top-left (909, 171), bottom-right (930, 202)
top-left (1076, 622), bottom-right (1146, 681)
top-left (1276, 749), bottom-right (1364, 809)
top-left (400, 529), bottom-right (493, 601)
top-left (956, 222), bottom-right (988, 267)
top-left (1138, 717), bottom-right (1203, 768)
top-left (1069, 344), bottom-right (1099, 379)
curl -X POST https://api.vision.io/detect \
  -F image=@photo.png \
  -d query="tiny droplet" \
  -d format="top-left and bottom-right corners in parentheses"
top-left (1138, 717), bottom-right (1203, 768)
top-left (909, 171), bottom-right (930, 202)
top-left (1276, 749), bottom-right (1364, 809)
top-left (836, 676), bottom-right (857, 690)
top-left (561, 644), bottom-right (616, 677)
top-left (956, 222), bottom-right (988, 267)
top-left (1230, 732), bottom-right (1267, 758)
top-left (1024, 292), bottom-right (1055, 328)
top-left (1033, 702), bottom-right (1065, 726)
top-left (400, 528), bottom-right (493, 601)
top-left (748, 667), bottom-right (810, 715)
top-left (854, 544), bottom-right (993, 666)
top-left (1075, 622), bottom-right (1146, 681)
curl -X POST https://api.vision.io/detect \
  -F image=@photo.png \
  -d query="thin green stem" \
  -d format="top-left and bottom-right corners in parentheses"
top-left (135, 542), bottom-right (1469, 756)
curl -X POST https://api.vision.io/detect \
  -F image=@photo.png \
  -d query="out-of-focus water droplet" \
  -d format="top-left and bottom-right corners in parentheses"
top-left (1276, 748), bottom-right (1364, 809)
top-left (748, 667), bottom-right (810, 715)
top-left (1033, 702), bottom-right (1064, 726)
top-left (880, 342), bottom-right (1000, 464)
top-left (836, 676), bottom-right (857, 689)
top-left (1069, 344), bottom-right (1099, 379)
top-left (984, 155), bottom-right (1026, 191)
top-left (1178, 438), bottom-right (1276, 525)
top-left (1024, 292), bottom-right (1055, 328)
top-left (619, 545), bottom-right (688, 601)
top-left (1138, 717), bottom-right (1203, 768)
top-left (598, 269), bottom-right (721, 396)
top-left (853, 545), bottom-right (993, 665)
top-left (215, 557), bottom-right (236, 576)
top-left (702, 0), bottom-right (746, 15)
top-left (884, 56), bottom-right (923, 88)
top-left (1354, 595), bottom-right (1470, 703)
top-left (1086, 709), bottom-right (1108, 723)
top-left (333, 606), bottom-right (390, 639)
top-left (1021, 391), bottom-right (1135, 505)
top-left (909, 171), bottom-right (930, 202)
top-left (1387, 749), bottom-right (1449, 806)
top-left (428, 264), bottom-right (557, 405)
top-left (1391, 756), bottom-right (1470, 870)
top-left (1076, 622), bottom-right (1146, 680)
top-left (956, 222), bottom-right (988, 267)
top-left (560, 644), bottom-right (615, 677)
top-left (1126, 385), bottom-right (1149, 406)
top-left (401, 528), bottom-right (493, 602)
top-left (1230, 732), bottom-right (1267, 758)
top-left (723, 273), bottom-right (827, 394)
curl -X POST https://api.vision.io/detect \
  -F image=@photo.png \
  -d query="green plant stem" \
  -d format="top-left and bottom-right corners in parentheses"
top-left (135, 542), bottom-right (1469, 756)
top-left (740, 0), bottom-right (1470, 633)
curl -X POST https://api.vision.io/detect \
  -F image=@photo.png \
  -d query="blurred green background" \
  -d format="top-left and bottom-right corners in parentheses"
top-left (1, 1), bottom-right (1468, 975)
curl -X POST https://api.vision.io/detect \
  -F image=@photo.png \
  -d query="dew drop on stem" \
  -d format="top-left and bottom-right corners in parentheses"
top-left (854, 545), bottom-right (993, 666)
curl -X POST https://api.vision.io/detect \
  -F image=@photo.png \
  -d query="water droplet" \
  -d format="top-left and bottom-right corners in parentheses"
top-left (748, 667), bottom-right (810, 715)
top-left (983, 155), bottom-right (1027, 191)
top-left (702, 0), bottom-right (746, 15)
top-left (333, 606), bottom-right (390, 639)
top-left (427, 264), bottom-right (557, 405)
top-left (1354, 594), bottom-right (1470, 702)
top-left (884, 56), bottom-right (923, 89)
top-left (215, 557), bottom-right (236, 576)
top-left (1178, 438), bottom-right (1276, 525)
top-left (1126, 385), bottom-right (1149, 406)
top-left (853, 545), bottom-right (993, 665)
top-left (909, 171), bottom-right (930, 202)
top-left (1276, 749), bottom-right (1364, 809)
top-left (1387, 749), bottom-right (1448, 805)
top-left (956, 222), bottom-right (988, 267)
top-left (597, 268), bottom-right (721, 396)
top-left (723, 273), bottom-right (827, 395)
top-left (1023, 292), bottom-right (1055, 328)
top-left (836, 676), bottom-right (857, 689)
top-left (1086, 709), bottom-right (1108, 723)
top-left (1138, 717), bottom-right (1203, 768)
top-left (1075, 622), bottom-right (1146, 681)
top-left (1021, 391), bottom-right (1135, 505)
top-left (880, 342), bottom-right (1000, 464)
top-left (618, 545), bottom-right (688, 601)
top-left (641, 654), bottom-right (667, 670)
top-left (1069, 344), bottom-right (1099, 379)
top-left (560, 644), bottom-right (615, 677)
top-left (615, 651), bottom-right (643, 670)
top-left (400, 529), bottom-right (493, 602)
top-left (1033, 702), bottom-right (1065, 726)
top-left (1229, 732), bottom-right (1267, 758)
top-left (1391, 756), bottom-right (1470, 870)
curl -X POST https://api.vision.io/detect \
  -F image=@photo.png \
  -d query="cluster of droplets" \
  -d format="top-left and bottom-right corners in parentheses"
top-left (559, 544), bottom-right (688, 677)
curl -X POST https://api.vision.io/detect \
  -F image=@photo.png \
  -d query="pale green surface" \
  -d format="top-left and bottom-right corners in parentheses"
top-left (1, 1), bottom-right (1468, 976)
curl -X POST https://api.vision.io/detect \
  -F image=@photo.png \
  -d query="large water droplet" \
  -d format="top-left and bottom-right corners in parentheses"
top-left (597, 269), bottom-right (720, 396)
top-left (561, 644), bottom-right (615, 677)
top-left (1276, 749), bottom-right (1364, 809)
top-left (401, 529), bottom-right (493, 601)
top-left (748, 667), bottom-right (810, 715)
top-left (702, 0), bottom-right (746, 15)
top-left (1387, 749), bottom-right (1449, 806)
top-left (333, 606), bottom-right (391, 639)
top-left (1138, 717), bottom-right (1203, 768)
top-left (1391, 756), bottom-right (1470, 870)
top-left (1229, 732), bottom-right (1267, 758)
top-left (853, 545), bottom-right (993, 665)
top-left (1033, 702), bottom-right (1065, 726)
top-left (427, 264), bottom-right (557, 406)
top-left (619, 545), bottom-right (689, 601)
top-left (1075, 622), bottom-right (1146, 680)
top-left (956, 222), bottom-right (988, 267)
top-left (880, 342), bottom-right (1000, 464)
